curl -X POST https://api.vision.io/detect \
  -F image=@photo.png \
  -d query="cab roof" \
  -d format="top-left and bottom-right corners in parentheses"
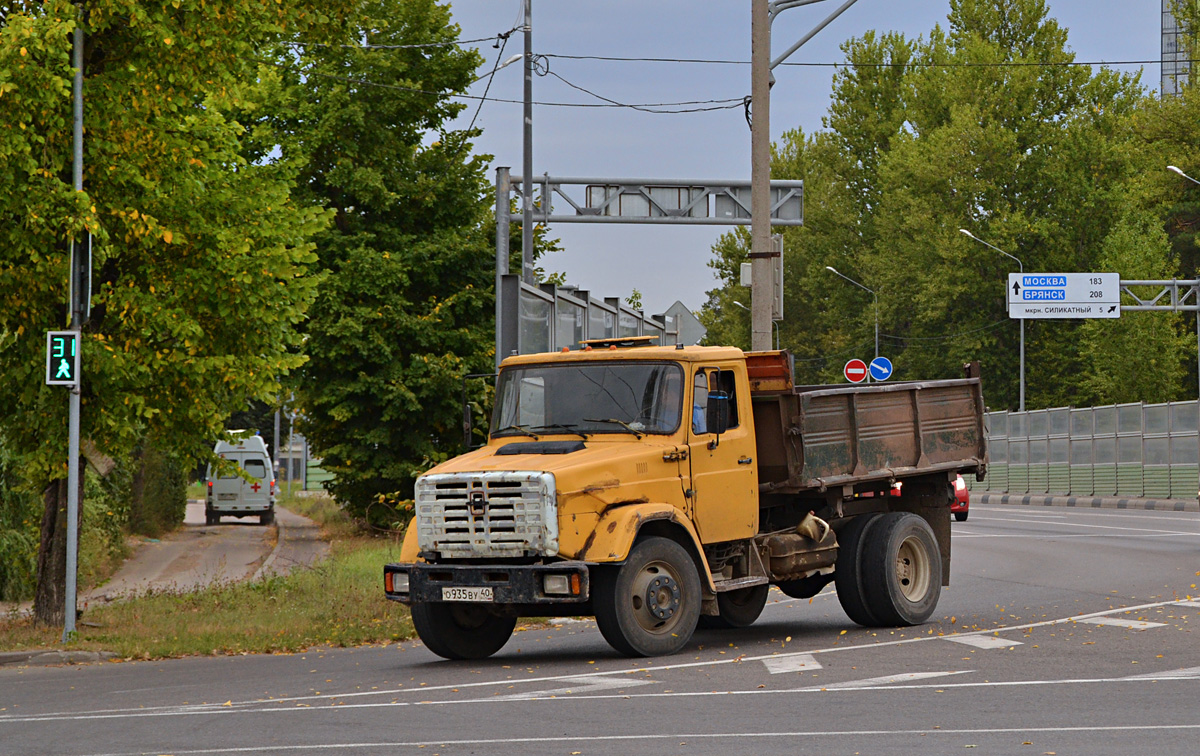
top-left (500, 343), bottom-right (746, 367)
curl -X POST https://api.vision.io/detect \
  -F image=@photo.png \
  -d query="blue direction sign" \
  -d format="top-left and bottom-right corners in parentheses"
top-left (869, 356), bottom-right (893, 381)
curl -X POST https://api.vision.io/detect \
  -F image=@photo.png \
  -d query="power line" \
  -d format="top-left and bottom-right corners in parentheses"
top-left (285, 30), bottom-right (521, 51)
top-left (880, 319), bottom-right (1010, 343)
top-left (543, 69), bottom-right (743, 113)
top-left (541, 52), bottom-right (1199, 69)
top-left (467, 33), bottom-right (512, 131)
top-left (265, 59), bottom-right (744, 113)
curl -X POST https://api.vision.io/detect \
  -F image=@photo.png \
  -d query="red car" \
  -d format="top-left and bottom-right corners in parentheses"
top-left (951, 474), bottom-right (969, 521)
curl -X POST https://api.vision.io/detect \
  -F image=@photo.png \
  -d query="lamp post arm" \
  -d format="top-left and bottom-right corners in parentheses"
top-left (960, 229), bottom-right (1023, 273)
top-left (771, 0), bottom-right (861, 69)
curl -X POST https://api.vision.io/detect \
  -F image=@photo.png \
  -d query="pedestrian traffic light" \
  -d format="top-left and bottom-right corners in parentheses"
top-left (46, 331), bottom-right (80, 386)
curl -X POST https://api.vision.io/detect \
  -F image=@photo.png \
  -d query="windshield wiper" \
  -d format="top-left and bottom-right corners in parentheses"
top-left (583, 418), bottom-right (644, 439)
top-left (530, 424), bottom-right (590, 440)
top-left (493, 424), bottom-right (540, 439)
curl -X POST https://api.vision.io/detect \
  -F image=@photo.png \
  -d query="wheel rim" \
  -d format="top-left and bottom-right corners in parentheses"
top-left (895, 535), bottom-right (932, 602)
top-left (629, 560), bottom-right (683, 633)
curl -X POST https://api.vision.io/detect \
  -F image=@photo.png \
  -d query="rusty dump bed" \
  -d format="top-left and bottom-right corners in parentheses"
top-left (746, 351), bottom-right (988, 494)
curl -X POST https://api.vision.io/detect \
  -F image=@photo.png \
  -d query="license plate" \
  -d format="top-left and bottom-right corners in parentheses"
top-left (218, 493), bottom-right (237, 501)
top-left (442, 586), bottom-right (493, 602)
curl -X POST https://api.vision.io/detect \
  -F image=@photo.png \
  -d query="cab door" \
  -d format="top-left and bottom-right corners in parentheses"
top-left (685, 365), bottom-right (758, 543)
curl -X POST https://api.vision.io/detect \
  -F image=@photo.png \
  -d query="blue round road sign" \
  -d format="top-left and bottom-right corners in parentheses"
top-left (869, 356), bottom-right (893, 381)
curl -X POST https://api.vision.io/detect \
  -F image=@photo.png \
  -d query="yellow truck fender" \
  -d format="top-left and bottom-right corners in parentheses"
top-left (577, 503), bottom-right (716, 593)
top-left (397, 521), bottom-right (421, 563)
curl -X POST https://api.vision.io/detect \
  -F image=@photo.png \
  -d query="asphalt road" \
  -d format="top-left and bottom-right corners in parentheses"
top-left (2, 503), bottom-right (1197, 756)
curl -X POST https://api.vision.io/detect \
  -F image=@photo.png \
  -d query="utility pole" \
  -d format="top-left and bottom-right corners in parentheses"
top-left (749, 0), bottom-right (773, 352)
top-left (63, 10), bottom-right (85, 642)
top-left (749, 0), bottom-right (859, 351)
top-left (521, 0), bottom-right (535, 284)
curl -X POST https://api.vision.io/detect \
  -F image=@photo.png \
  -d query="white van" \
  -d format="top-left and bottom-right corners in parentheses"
top-left (205, 434), bottom-right (276, 525)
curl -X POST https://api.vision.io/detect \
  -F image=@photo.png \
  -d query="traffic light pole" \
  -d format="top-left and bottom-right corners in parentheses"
top-left (63, 13), bottom-right (84, 642)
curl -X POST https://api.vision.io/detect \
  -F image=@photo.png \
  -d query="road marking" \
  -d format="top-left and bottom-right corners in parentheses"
top-left (960, 515), bottom-right (1200, 538)
top-left (1124, 666), bottom-right (1200, 680)
top-left (490, 675), bottom-right (652, 700)
top-left (5, 597), bottom-right (1196, 723)
top-left (10, 670), bottom-right (1200, 725)
top-left (74, 723), bottom-right (1200, 756)
top-left (942, 634), bottom-right (1023, 649)
top-left (762, 653), bottom-right (821, 674)
top-left (1178, 600), bottom-right (1200, 609)
top-left (1077, 617), bottom-right (1167, 630)
top-left (808, 670), bottom-right (970, 690)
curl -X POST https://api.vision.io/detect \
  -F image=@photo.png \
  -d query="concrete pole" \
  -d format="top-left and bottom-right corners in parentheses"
top-left (273, 408), bottom-right (281, 482)
top-left (496, 167), bottom-right (510, 369)
top-left (63, 15), bottom-right (85, 643)
top-left (750, 0), bottom-right (773, 352)
top-left (521, 0), bottom-right (535, 284)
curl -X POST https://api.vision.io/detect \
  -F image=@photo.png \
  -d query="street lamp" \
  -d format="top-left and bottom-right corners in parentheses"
top-left (1168, 165), bottom-right (1200, 186)
top-left (824, 266), bottom-right (878, 374)
top-left (960, 228), bottom-right (1025, 412)
top-left (733, 300), bottom-right (779, 349)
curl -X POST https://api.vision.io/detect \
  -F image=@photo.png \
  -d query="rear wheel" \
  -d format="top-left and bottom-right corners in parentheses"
top-left (860, 512), bottom-right (942, 626)
top-left (205, 507), bottom-right (217, 526)
top-left (260, 509), bottom-right (275, 526)
top-left (594, 537), bottom-right (701, 657)
top-left (410, 603), bottom-right (516, 660)
top-left (833, 513), bottom-right (883, 627)
top-left (699, 584), bottom-right (769, 629)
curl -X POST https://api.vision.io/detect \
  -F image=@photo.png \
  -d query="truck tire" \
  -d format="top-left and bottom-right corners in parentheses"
top-left (834, 513), bottom-right (883, 627)
top-left (594, 537), bottom-right (701, 657)
top-left (410, 603), bottom-right (517, 661)
top-left (260, 509), bottom-right (275, 526)
top-left (205, 507), bottom-right (217, 526)
top-left (700, 584), bottom-right (769, 629)
top-left (860, 512), bottom-right (942, 626)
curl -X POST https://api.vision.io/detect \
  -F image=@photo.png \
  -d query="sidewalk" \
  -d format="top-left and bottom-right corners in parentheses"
top-left (976, 491), bottom-right (1199, 512)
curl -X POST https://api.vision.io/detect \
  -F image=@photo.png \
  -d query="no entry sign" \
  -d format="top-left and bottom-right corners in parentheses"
top-left (844, 359), bottom-right (868, 384)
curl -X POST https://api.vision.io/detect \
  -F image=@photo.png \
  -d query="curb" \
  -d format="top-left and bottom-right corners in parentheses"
top-left (977, 492), bottom-right (1200, 512)
top-left (251, 517), bottom-right (284, 583)
top-left (0, 650), bottom-right (117, 668)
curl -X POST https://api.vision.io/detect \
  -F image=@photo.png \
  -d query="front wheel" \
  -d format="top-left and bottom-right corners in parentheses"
top-left (594, 537), bottom-right (701, 657)
top-left (411, 603), bottom-right (516, 660)
top-left (954, 510), bottom-right (968, 522)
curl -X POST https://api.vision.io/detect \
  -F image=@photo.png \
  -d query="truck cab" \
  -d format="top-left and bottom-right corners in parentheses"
top-left (385, 339), bottom-right (986, 660)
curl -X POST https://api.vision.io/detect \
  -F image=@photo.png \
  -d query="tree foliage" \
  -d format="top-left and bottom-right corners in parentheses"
top-left (254, 0), bottom-right (498, 521)
top-left (703, 0), bottom-right (1196, 410)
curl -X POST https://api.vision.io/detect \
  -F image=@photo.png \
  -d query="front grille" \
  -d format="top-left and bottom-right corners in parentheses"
top-left (414, 472), bottom-right (557, 558)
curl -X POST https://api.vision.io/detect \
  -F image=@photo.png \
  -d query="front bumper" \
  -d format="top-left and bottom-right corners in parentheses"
top-left (384, 562), bottom-right (591, 605)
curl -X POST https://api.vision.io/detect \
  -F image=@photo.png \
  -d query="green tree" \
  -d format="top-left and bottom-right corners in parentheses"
top-left (254, 0), bottom-right (501, 523)
top-left (0, 0), bottom-right (332, 623)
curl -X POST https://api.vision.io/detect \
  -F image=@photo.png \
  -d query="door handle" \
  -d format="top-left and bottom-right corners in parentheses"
top-left (738, 457), bottom-right (753, 465)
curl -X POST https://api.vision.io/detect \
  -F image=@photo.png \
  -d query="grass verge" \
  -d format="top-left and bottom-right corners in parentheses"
top-left (0, 501), bottom-right (415, 659)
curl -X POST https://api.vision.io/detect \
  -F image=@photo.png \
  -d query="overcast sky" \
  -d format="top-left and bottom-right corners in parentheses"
top-left (443, 1), bottom-right (1164, 316)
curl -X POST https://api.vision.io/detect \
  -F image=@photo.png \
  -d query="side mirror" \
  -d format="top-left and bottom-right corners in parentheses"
top-left (706, 391), bottom-right (730, 440)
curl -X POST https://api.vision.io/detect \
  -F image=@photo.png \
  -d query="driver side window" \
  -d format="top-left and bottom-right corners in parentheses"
top-left (692, 372), bottom-right (709, 434)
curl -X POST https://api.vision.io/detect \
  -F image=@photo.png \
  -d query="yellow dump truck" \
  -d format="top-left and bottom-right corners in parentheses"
top-left (384, 338), bottom-right (987, 659)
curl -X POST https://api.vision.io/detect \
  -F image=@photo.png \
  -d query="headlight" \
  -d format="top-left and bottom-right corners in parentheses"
top-left (386, 571), bottom-right (409, 594)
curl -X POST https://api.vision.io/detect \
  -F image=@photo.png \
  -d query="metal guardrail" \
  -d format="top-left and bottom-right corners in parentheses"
top-left (968, 401), bottom-right (1200, 499)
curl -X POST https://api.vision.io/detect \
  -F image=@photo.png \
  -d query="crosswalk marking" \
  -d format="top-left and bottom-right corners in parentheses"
top-left (1077, 617), bottom-right (1166, 631)
top-left (943, 634), bottom-right (1023, 649)
top-left (762, 653), bottom-right (822, 674)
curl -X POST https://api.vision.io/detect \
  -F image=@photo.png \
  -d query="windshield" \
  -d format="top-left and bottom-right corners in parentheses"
top-left (491, 361), bottom-right (684, 437)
